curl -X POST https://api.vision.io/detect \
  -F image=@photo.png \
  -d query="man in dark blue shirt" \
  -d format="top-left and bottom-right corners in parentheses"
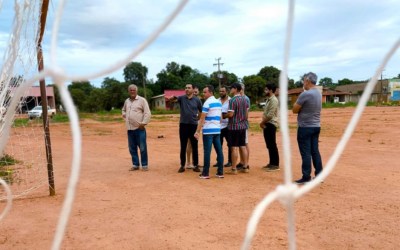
top-left (171, 84), bottom-right (203, 173)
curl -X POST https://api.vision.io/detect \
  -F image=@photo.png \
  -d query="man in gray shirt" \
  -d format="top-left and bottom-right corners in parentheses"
top-left (292, 72), bottom-right (323, 184)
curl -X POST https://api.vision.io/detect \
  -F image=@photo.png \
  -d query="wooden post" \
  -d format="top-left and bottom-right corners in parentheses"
top-left (37, 0), bottom-right (55, 196)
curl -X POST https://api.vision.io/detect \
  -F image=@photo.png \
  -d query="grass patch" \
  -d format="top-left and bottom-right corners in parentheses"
top-left (12, 118), bottom-right (29, 127)
top-left (151, 109), bottom-right (180, 115)
top-left (151, 115), bottom-right (177, 121)
top-left (52, 113), bottom-right (70, 123)
top-left (0, 154), bottom-right (20, 184)
top-left (248, 122), bottom-right (263, 133)
top-left (322, 102), bottom-right (357, 108)
top-left (94, 115), bottom-right (123, 122)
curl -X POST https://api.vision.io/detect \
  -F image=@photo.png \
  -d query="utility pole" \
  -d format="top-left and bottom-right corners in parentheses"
top-left (380, 69), bottom-right (385, 104)
top-left (213, 57), bottom-right (224, 89)
top-left (141, 68), bottom-right (147, 99)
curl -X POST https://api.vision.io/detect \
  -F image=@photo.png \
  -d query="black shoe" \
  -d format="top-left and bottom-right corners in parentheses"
top-left (178, 166), bottom-right (185, 173)
top-left (224, 162), bottom-right (232, 167)
top-left (262, 164), bottom-right (271, 169)
top-left (236, 163), bottom-right (244, 170)
top-left (294, 177), bottom-right (311, 184)
top-left (213, 163), bottom-right (218, 167)
top-left (193, 166), bottom-right (201, 172)
top-left (265, 165), bottom-right (280, 172)
top-left (129, 166), bottom-right (139, 171)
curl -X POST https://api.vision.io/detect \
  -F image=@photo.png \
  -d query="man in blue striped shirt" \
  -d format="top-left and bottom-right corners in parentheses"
top-left (195, 85), bottom-right (224, 179)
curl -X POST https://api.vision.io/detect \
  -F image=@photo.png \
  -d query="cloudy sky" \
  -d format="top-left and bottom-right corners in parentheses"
top-left (0, 0), bottom-right (399, 87)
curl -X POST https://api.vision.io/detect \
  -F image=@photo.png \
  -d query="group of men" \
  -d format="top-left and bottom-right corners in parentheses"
top-left (121, 71), bottom-right (323, 184)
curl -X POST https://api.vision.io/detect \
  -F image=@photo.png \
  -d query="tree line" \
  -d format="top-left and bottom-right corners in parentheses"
top-left (50, 61), bottom-right (400, 112)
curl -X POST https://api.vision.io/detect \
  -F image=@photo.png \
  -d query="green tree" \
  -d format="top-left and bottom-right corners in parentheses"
top-left (319, 77), bottom-right (333, 87)
top-left (242, 75), bottom-right (266, 104)
top-left (155, 62), bottom-right (200, 92)
top-left (288, 79), bottom-right (296, 89)
top-left (209, 71), bottom-right (238, 89)
top-left (69, 88), bottom-right (86, 111)
top-left (84, 88), bottom-right (107, 112)
top-left (68, 81), bottom-right (93, 96)
top-left (186, 69), bottom-right (210, 90)
top-left (257, 66), bottom-right (281, 87)
top-left (68, 81), bottom-right (94, 111)
top-left (123, 62), bottom-right (156, 100)
top-left (123, 62), bottom-right (148, 88)
top-left (338, 78), bottom-right (353, 85)
top-left (101, 77), bottom-right (128, 111)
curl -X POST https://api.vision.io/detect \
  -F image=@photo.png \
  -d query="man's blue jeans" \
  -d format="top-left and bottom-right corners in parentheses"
top-left (202, 134), bottom-right (224, 176)
top-left (297, 127), bottom-right (323, 179)
top-left (128, 129), bottom-right (148, 167)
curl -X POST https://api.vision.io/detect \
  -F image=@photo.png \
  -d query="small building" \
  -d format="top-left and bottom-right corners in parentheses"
top-left (14, 85), bottom-right (55, 113)
top-left (389, 79), bottom-right (400, 101)
top-left (285, 86), bottom-right (348, 106)
top-left (151, 90), bottom-right (185, 110)
top-left (25, 86), bottom-right (55, 110)
top-left (335, 80), bottom-right (389, 103)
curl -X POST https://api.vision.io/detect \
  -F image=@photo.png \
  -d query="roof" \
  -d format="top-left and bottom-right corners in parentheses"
top-left (26, 86), bottom-right (55, 97)
top-left (164, 90), bottom-right (185, 98)
top-left (285, 87), bottom-right (348, 96)
top-left (335, 80), bottom-right (388, 94)
top-left (151, 90), bottom-right (186, 100)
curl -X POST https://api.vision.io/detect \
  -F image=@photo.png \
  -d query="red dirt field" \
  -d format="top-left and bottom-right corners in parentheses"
top-left (1, 106), bottom-right (400, 249)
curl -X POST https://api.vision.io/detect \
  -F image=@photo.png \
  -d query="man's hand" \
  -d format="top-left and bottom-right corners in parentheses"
top-left (122, 114), bottom-right (126, 119)
top-left (138, 124), bottom-right (146, 130)
top-left (259, 121), bottom-right (266, 129)
top-left (194, 132), bottom-right (200, 140)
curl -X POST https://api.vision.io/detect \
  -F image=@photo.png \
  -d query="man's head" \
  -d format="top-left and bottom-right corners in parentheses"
top-left (230, 83), bottom-right (242, 95)
top-left (128, 84), bottom-right (138, 99)
top-left (203, 85), bottom-right (214, 100)
top-left (265, 83), bottom-right (277, 96)
top-left (185, 83), bottom-right (194, 96)
top-left (219, 85), bottom-right (228, 99)
top-left (302, 72), bottom-right (318, 90)
top-left (193, 86), bottom-right (199, 96)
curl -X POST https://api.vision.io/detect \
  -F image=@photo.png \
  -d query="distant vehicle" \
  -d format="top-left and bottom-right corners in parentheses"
top-left (258, 102), bottom-right (266, 108)
top-left (28, 106), bottom-right (56, 119)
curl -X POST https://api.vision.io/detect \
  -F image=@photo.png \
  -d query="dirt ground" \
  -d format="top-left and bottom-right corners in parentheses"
top-left (1, 106), bottom-right (399, 250)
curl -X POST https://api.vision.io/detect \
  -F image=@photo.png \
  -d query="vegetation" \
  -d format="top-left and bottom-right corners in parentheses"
top-left (0, 154), bottom-right (20, 184)
top-left (46, 61), bottom-right (399, 113)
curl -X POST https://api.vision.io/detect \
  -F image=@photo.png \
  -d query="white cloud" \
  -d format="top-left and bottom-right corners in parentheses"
top-left (1, 0), bottom-right (399, 86)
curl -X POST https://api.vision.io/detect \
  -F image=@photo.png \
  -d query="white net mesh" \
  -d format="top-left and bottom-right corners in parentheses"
top-left (0, 0), bottom-right (49, 201)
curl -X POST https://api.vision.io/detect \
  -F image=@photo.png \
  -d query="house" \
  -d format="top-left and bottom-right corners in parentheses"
top-left (15, 86), bottom-right (55, 113)
top-left (335, 80), bottom-right (389, 103)
top-left (281, 86), bottom-right (348, 106)
top-left (151, 90), bottom-right (186, 110)
top-left (25, 86), bottom-right (55, 110)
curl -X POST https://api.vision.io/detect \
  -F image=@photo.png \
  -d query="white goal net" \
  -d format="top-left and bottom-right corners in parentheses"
top-left (0, 0), bottom-right (49, 201)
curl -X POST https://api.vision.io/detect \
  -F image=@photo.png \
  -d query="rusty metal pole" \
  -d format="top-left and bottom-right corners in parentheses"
top-left (37, 0), bottom-right (55, 196)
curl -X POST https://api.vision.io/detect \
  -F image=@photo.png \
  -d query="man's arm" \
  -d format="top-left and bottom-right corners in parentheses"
top-left (122, 100), bottom-right (127, 119)
top-left (139, 99), bottom-right (151, 129)
top-left (169, 95), bottom-right (178, 103)
top-left (194, 112), bottom-right (206, 139)
top-left (292, 103), bottom-right (302, 114)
